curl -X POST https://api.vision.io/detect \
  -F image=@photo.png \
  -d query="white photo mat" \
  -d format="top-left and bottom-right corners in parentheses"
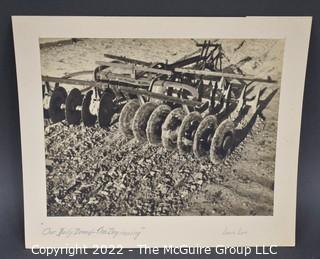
top-left (12, 16), bottom-right (311, 248)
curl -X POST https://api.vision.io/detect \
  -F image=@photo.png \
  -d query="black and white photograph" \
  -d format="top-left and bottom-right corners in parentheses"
top-left (41, 38), bottom-right (284, 217)
top-left (12, 16), bottom-right (312, 248)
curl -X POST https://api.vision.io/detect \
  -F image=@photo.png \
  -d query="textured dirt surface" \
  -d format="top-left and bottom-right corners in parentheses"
top-left (41, 38), bottom-right (284, 216)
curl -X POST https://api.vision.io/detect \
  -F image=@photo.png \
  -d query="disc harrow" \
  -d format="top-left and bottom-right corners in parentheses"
top-left (42, 40), bottom-right (277, 162)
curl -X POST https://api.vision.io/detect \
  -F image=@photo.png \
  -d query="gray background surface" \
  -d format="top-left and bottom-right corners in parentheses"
top-left (0, 0), bottom-right (319, 258)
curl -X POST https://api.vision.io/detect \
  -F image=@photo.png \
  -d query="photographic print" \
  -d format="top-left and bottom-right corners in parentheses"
top-left (13, 16), bottom-right (311, 248)
top-left (41, 38), bottom-right (283, 217)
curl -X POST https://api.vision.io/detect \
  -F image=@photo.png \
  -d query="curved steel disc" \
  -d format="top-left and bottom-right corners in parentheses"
top-left (43, 109), bottom-right (50, 119)
top-left (49, 86), bottom-right (67, 123)
top-left (193, 115), bottom-right (218, 159)
top-left (43, 82), bottom-right (51, 119)
top-left (119, 99), bottom-right (140, 137)
top-left (146, 104), bottom-right (171, 145)
top-left (81, 90), bottom-right (97, 127)
top-left (98, 90), bottom-right (115, 128)
top-left (132, 102), bottom-right (158, 142)
top-left (210, 119), bottom-right (235, 163)
top-left (42, 83), bottom-right (46, 99)
top-left (43, 93), bottom-right (50, 119)
top-left (65, 88), bottom-right (83, 125)
top-left (177, 111), bottom-right (202, 154)
top-left (161, 107), bottom-right (186, 151)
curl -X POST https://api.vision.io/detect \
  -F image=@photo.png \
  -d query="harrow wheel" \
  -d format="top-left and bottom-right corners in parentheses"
top-left (98, 90), bottom-right (115, 128)
top-left (65, 88), bottom-right (83, 125)
top-left (49, 86), bottom-right (67, 123)
top-left (177, 111), bottom-right (202, 154)
top-left (146, 104), bottom-right (171, 145)
top-left (132, 102), bottom-right (158, 142)
top-left (193, 115), bottom-right (218, 159)
top-left (161, 107), bottom-right (186, 151)
top-left (210, 119), bottom-right (235, 163)
top-left (119, 99), bottom-right (140, 137)
top-left (81, 90), bottom-right (97, 127)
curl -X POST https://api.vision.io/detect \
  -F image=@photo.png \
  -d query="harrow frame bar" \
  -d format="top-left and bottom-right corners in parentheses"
top-left (41, 75), bottom-right (203, 107)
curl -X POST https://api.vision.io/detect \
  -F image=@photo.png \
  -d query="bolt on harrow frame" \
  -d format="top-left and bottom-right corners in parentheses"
top-left (42, 41), bottom-right (278, 162)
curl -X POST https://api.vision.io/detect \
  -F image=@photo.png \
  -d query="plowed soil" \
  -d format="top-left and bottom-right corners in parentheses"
top-left (41, 39), bottom-right (284, 216)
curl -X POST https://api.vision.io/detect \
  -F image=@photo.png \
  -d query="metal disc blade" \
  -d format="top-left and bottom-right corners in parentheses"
top-left (49, 86), bottom-right (67, 123)
top-left (98, 90), bottom-right (115, 128)
top-left (65, 88), bottom-right (83, 125)
top-left (193, 115), bottom-right (218, 159)
top-left (210, 119), bottom-right (235, 163)
top-left (146, 104), bottom-right (171, 145)
top-left (161, 107), bottom-right (186, 151)
top-left (81, 90), bottom-right (97, 127)
top-left (119, 99), bottom-right (140, 137)
top-left (43, 108), bottom-right (50, 119)
top-left (177, 111), bottom-right (202, 154)
top-left (132, 102), bottom-right (158, 142)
